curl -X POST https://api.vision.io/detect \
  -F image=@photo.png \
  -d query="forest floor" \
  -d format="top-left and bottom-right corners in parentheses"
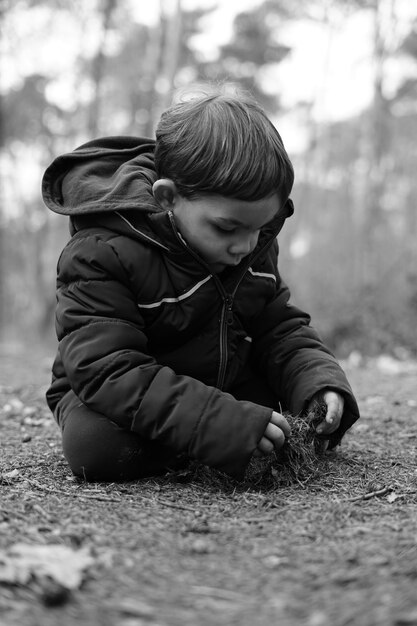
top-left (0, 343), bottom-right (417, 626)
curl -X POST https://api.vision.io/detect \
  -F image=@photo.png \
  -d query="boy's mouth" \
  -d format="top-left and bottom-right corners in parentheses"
top-left (223, 257), bottom-right (243, 268)
top-left (209, 258), bottom-right (243, 272)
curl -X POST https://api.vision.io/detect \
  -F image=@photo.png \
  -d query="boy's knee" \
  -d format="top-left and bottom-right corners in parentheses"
top-left (60, 403), bottom-right (185, 481)
top-left (62, 416), bottom-right (144, 481)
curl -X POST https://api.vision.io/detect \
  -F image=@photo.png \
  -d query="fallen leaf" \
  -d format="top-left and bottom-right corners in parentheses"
top-left (387, 492), bottom-right (400, 503)
top-left (0, 543), bottom-right (94, 589)
top-left (4, 469), bottom-right (19, 479)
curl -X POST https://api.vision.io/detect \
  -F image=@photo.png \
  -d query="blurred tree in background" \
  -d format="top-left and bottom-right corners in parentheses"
top-left (280, 0), bottom-right (417, 355)
top-left (0, 0), bottom-right (416, 356)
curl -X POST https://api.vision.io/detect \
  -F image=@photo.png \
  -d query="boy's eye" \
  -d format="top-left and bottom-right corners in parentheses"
top-left (213, 224), bottom-right (236, 234)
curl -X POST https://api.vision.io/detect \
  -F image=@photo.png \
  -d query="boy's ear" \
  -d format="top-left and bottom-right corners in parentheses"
top-left (152, 179), bottom-right (178, 209)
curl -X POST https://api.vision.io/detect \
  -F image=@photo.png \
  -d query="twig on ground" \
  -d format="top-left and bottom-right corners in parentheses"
top-left (25, 478), bottom-right (127, 503)
top-left (347, 485), bottom-right (393, 503)
top-left (24, 477), bottom-right (201, 511)
top-left (157, 498), bottom-right (198, 512)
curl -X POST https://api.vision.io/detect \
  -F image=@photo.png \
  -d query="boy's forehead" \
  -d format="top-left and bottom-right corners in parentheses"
top-left (209, 194), bottom-right (281, 227)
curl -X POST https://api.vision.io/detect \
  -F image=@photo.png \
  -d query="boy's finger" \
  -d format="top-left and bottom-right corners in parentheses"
top-left (264, 423), bottom-right (286, 450)
top-left (323, 391), bottom-right (344, 424)
top-left (256, 436), bottom-right (274, 456)
top-left (325, 401), bottom-right (339, 426)
top-left (314, 392), bottom-right (341, 435)
top-left (316, 419), bottom-right (338, 436)
top-left (270, 411), bottom-right (291, 437)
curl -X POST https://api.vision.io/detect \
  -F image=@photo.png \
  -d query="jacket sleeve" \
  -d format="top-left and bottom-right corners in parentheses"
top-left (249, 241), bottom-right (360, 447)
top-left (55, 232), bottom-right (272, 479)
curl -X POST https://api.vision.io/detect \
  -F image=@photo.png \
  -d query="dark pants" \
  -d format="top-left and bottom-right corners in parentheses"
top-left (54, 368), bottom-right (278, 482)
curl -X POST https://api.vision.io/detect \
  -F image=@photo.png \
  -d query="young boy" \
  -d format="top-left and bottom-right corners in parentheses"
top-left (42, 87), bottom-right (360, 482)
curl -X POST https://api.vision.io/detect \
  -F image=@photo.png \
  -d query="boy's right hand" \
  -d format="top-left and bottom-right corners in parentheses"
top-left (254, 411), bottom-right (291, 457)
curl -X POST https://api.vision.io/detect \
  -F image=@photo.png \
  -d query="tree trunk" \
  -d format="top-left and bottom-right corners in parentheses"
top-left (155, 0), bottom-right (183, 122)
top-left (0, 86), bottom-right (6, 339)
top-left (87, 0), bottom-right (117, 136)
top-left (359, 0), bottom-right (392, 289)
top-left (141, 8), bottom-right (165, 137)
top-left (145, 0), bottom-right (183, 135)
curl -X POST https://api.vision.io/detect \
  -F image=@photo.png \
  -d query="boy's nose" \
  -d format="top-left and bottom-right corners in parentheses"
top-left (229, 232), bottom-right (259, 256)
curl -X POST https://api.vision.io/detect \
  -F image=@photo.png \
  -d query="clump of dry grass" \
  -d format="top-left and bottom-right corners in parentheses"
top-left (245, 402), bottom-right (329, 487)
top-left (165, 403), bottom-right (331, 490)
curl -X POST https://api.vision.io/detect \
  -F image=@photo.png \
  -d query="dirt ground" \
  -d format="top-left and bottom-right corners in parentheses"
top-left (0, 344), bottom-right (416, 626)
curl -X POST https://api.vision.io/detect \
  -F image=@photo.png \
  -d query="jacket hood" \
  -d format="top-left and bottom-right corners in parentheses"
top-left (41, 135), bottom-right (294, 250)
top-left (42, 136), bottom-right (159, 216)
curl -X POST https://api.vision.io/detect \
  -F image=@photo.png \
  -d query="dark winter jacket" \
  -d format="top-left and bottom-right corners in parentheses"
top-left (42, 136), bottom-right (360, 479)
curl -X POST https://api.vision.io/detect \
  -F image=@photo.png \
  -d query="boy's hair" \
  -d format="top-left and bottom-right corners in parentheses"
top-left (154, 84), bottom-right (294, 203)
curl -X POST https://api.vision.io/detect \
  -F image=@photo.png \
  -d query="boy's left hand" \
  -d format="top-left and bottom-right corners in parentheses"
top-left (309, 390), bottom-right (344, 437)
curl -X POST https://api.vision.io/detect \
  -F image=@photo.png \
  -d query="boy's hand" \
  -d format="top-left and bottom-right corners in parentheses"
top-left (254, 411), bottom-right (291, 457)
top-left (310, 390), bottom-right (344, 436)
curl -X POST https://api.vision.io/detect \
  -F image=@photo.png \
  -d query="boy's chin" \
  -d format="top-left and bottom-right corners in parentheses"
top-left (208, 260), bottom-right (245, 274)
top-left (207, 262), bottom-right (228, 274)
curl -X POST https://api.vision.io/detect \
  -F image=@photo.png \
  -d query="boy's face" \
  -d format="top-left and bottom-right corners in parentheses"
top-left (171, 193), bottom-right (281, 274)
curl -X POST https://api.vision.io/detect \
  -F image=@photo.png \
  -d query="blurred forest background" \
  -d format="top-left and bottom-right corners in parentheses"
top-left (1, 0), bottom-right (417, 358)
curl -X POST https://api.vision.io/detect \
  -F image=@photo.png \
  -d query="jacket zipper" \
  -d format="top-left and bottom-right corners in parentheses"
top-left (216, 208), bottom-right (290, 388)
top-left (215, 241), bottom-right (273, 389)
top-left (216, 294), bottom-right (234, 388)
top-left (167, 210), bottom-right (275, 390)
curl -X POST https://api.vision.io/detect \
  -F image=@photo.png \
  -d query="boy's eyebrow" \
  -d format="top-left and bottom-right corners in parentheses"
top-left (214, 217), bottom-right (246, 226)
top-left (214, 213), bottom-right (280, 228)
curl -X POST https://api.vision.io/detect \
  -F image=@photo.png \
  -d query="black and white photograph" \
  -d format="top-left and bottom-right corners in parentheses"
top-left (1, 1), bottom-right (416, 624)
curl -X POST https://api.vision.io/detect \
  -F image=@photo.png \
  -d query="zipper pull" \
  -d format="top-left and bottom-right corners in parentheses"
top-left (225, 296), bottom-right (234, 325)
